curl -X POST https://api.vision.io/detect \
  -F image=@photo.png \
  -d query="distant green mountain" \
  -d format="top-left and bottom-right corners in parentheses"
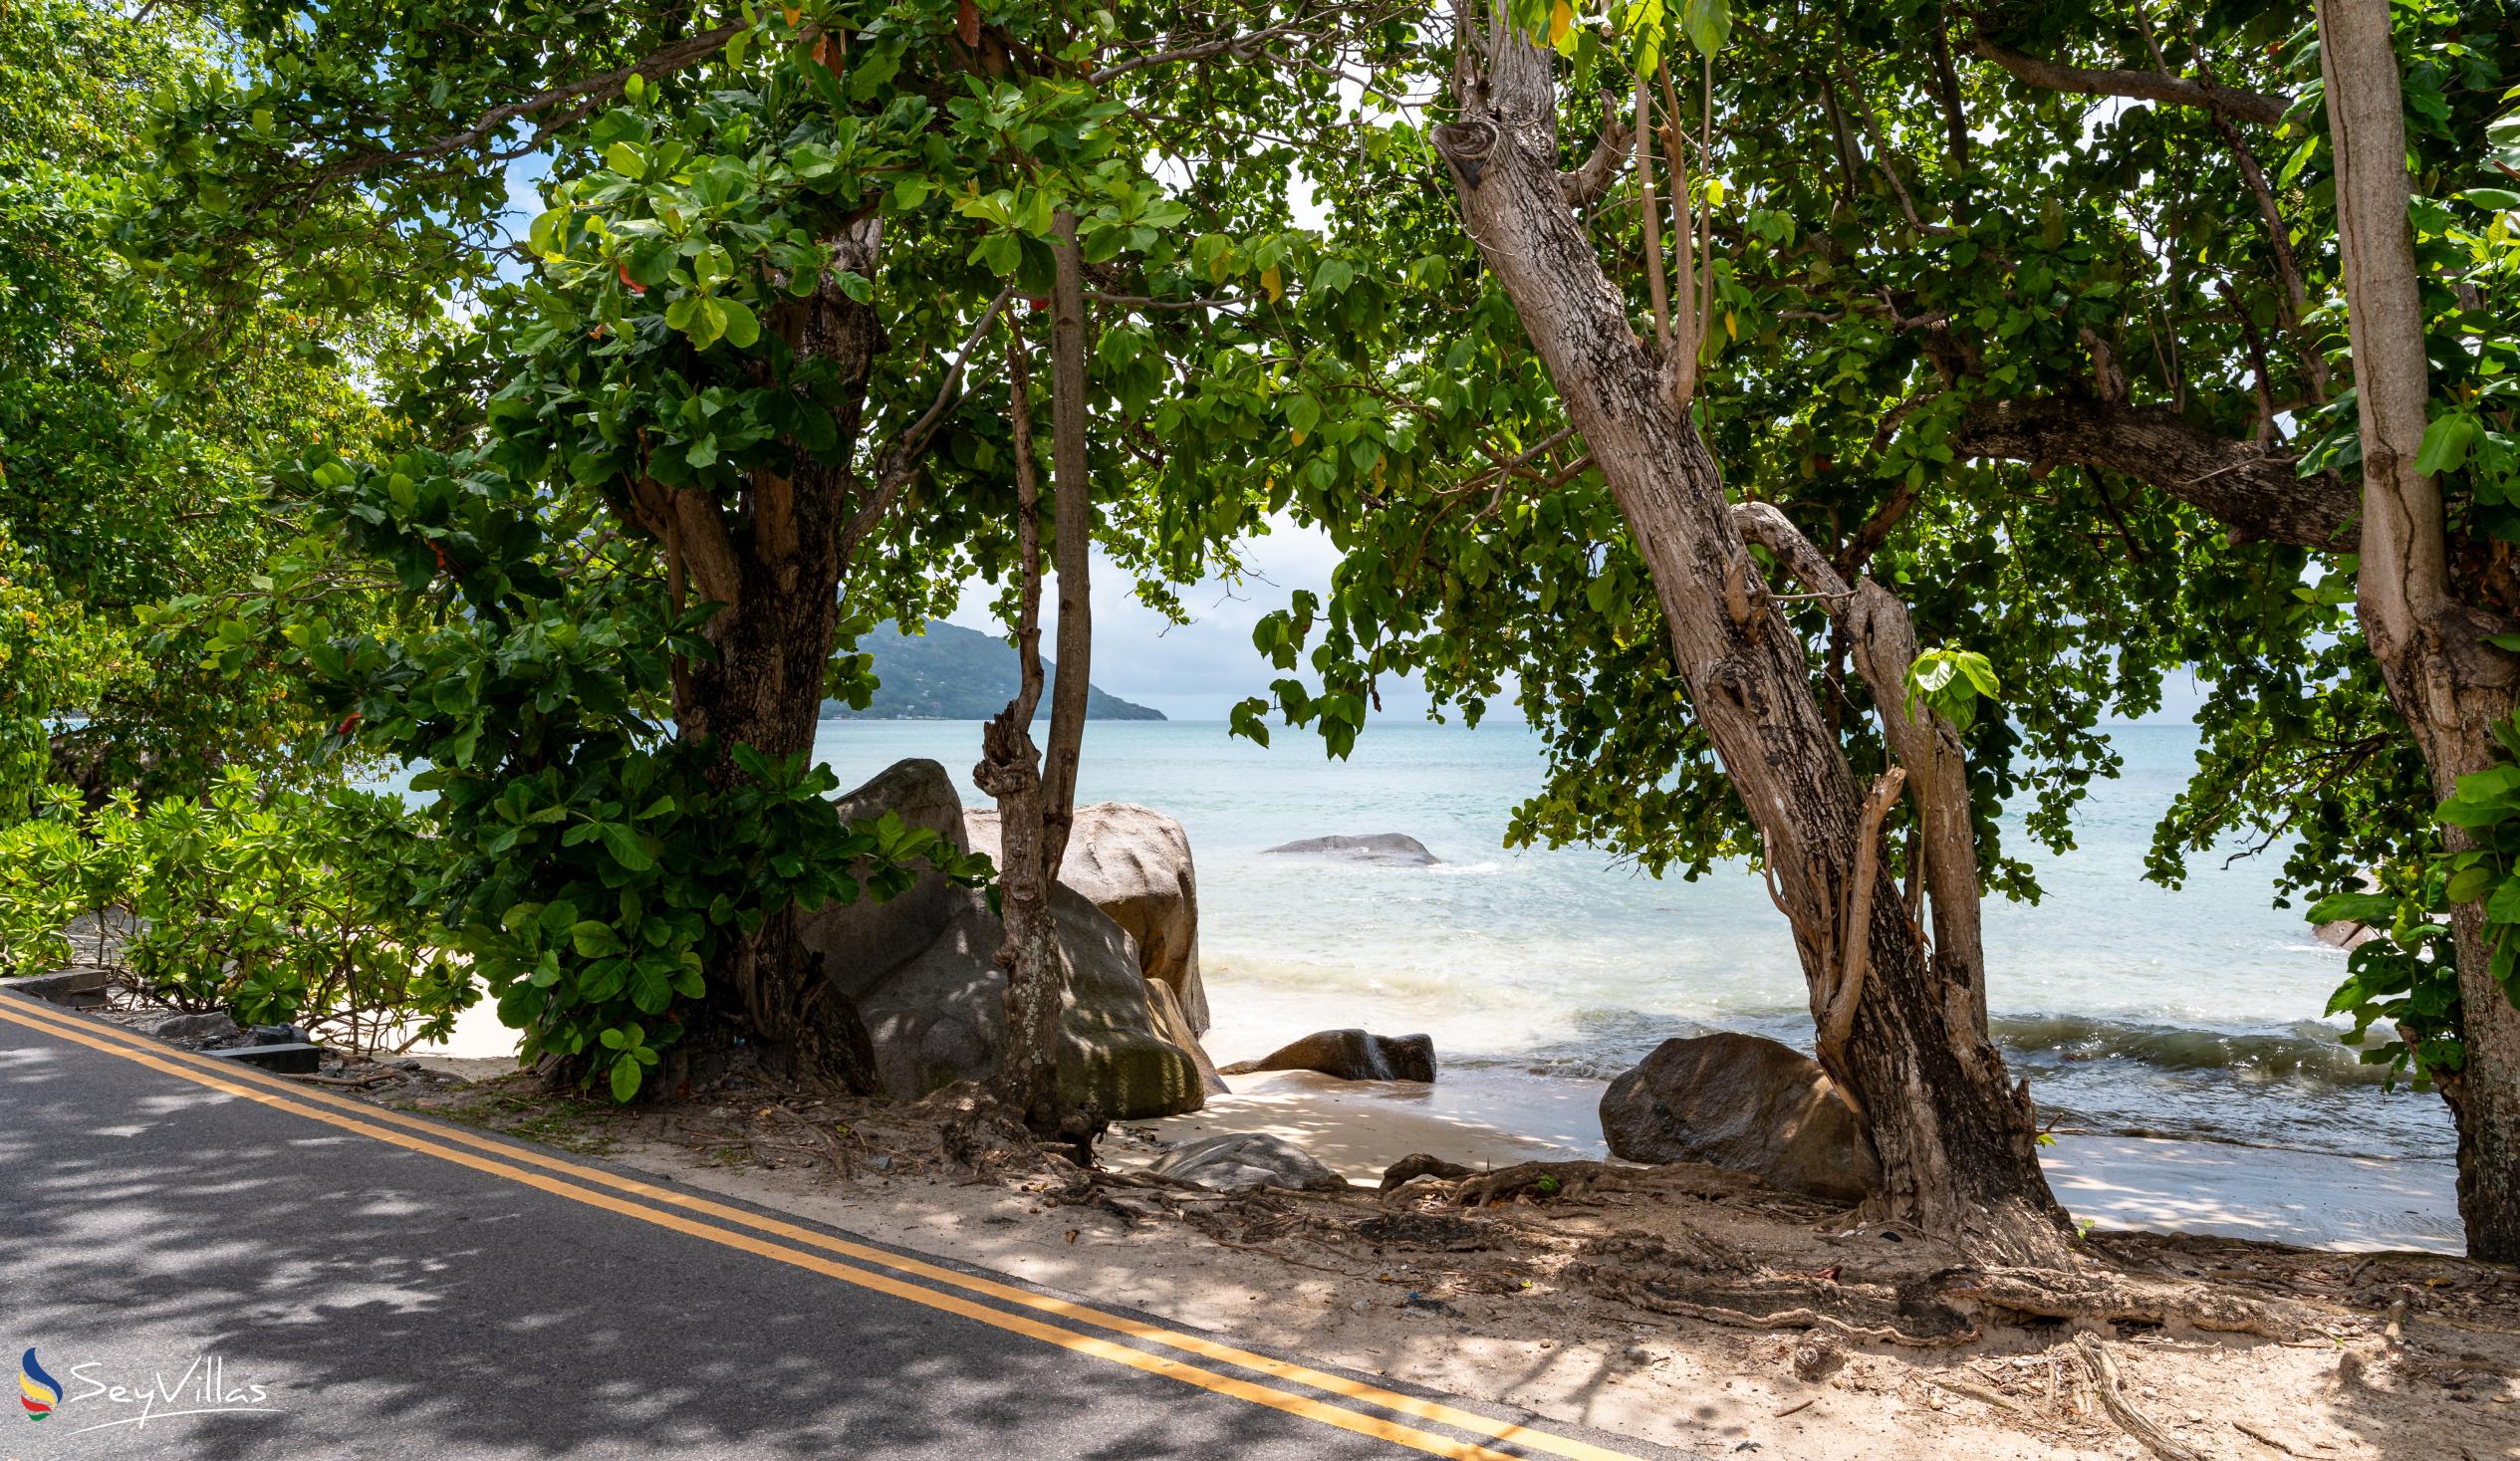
top-left (823, 619), bottom-right (1166, 722)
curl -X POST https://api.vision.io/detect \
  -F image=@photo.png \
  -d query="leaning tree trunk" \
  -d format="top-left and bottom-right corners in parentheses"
top-left (1432, 7), bottom-right (2070, 1264)
top-left (975, 206), bottom-right (1096, 1137)
top-left (2318, 0), bottom-right (2520, 1261)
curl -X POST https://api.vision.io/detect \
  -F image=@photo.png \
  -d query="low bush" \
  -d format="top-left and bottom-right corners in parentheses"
top-left (0, 774), bottom-right (472, 1052)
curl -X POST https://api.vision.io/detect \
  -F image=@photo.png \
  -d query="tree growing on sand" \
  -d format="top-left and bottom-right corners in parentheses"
top-left (972, 210), bottom-right (1096, 1140)
top-left (1206, 0), bottom-right (2516, 1259)
top-left (2306, 0), bottom-right (2520, 1262)
top-left (120, 0), bottom-right (1381, 1104)
top-left (1421, 0), bottom-right (2067, 1263)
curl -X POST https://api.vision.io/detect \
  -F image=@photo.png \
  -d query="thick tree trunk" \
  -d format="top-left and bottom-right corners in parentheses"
top-left (977, 207), bottom-right (1096, 1136)
top-left (2317, 0), bottom-right (2520, 1262)
top-left (1433, 10), bottom-right (2069, 1264)
top-left (641, 218), bottom-right (889, 1096)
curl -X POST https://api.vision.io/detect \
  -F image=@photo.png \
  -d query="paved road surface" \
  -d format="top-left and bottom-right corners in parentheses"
top-left (0, 993), bottom-right (1674, 1461)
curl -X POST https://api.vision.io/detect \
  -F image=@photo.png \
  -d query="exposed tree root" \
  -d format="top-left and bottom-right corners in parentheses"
top-left (1447, 1159), bottom-right (1628, 1207)
top-left (1946, 1267), bottom-right (2312, 1340)
top-left (1595, 1277), bottom-right (1981, 1348)
top-left (2076, 1334), bottom-right (2201, 1461)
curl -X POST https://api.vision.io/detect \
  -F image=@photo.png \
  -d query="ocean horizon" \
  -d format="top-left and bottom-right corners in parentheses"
top-left (810, 717), bottom-right (2454, 1164)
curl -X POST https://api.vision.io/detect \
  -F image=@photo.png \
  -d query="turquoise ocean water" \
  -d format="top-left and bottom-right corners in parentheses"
top-left (810, 719), bottom-right (2454, 1161)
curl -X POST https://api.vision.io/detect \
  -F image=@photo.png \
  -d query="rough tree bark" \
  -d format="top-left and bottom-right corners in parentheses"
top-left (634, 220), bottom-right (1004, 1096)
top-left (1951, 396), bottom-right (2359, 551)
top-left (1431, 7), bottom-right (2070, 1264)
top-left (2317, 0), bottom-right (2520, 1262)
top-left (1735, 505), bottom-right (1989, 1041)
top-left (974, 206), bottom-right (1096, 1136)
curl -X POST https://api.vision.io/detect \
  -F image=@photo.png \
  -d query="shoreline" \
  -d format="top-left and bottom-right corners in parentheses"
top-left (1136, 1066), bottom-right (2467, 1256)
top-left (418, 993), bottom-right (2465, 1255)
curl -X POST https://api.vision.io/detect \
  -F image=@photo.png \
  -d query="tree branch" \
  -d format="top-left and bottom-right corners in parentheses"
top-left (1973, 35), bottom-right (2290, 127)
top-left (1560, 92), bottom-right (1631, 207)
top-left (1826, 768), bottom-right (1907, 1061)
top-left (840, 284), bottom-right (1016, 563)
top-left (315, 22), bottom-right (746, 184)
top-left (1952, 395), bottom-right (2357, 549)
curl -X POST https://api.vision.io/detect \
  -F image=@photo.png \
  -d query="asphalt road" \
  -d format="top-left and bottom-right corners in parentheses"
top-left (0, 993), bottom-right (1675, 1461)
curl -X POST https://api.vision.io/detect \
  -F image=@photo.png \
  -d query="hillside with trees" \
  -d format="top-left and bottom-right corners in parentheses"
top-left (822, 620), bottom-right (1163, 721)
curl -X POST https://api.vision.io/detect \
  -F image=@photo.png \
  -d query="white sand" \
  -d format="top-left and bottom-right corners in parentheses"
top-left (1144, 1068), bottom-right (2466, 1256)
top-left (421, 1004), bottom-right (2464, 1254)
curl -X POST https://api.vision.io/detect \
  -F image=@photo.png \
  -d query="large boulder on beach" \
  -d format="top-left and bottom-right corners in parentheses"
top-left (965, 802), bottom-right (1209, 1033)
top-left (1260, 833), bottom-right (1440, 865)
top-left (1599, 1033), bottom-right (1879, 1203)
top-left (1144, 978), bottom-right (1228, 1096)
top-left (797, 760), bottom-right (1205, 1118)
top-left (1219, 1028), bottom-right (1436, 1084)
top-left (806, 758), bottom-right (975, 1000)
top-left (1148, 1132), bottom-right (1347, 1193)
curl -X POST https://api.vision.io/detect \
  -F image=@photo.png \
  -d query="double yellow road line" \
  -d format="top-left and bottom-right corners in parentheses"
top-left (0, 995), bottom-right (1650, 1461)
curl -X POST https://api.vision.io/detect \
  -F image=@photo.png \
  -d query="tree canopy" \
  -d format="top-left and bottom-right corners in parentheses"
top-left (8, 0), bottom-right (2518, 1249)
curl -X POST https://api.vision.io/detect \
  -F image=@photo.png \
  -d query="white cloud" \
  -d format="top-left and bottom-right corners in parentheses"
top-left (942, 515), bottom-right (1440, 722)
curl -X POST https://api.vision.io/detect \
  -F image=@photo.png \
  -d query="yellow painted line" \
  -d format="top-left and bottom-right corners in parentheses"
top-left (0, 998), bottom-right (1646, 1461)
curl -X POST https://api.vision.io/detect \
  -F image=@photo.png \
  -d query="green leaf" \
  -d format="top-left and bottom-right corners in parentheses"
top-left (604, 141), bottom-right (645, 180)
top-left (598, 822), bottom-right (654, 871)
top-left (1677, 0), bottom-right (1729, 58)
top-left (2486, 876), bottom-right (2520, 926)
top-left (2445, 865), bottom-right (2498, 904)
top-left (609, 1056), bottom-right (642, 1101)
top-left (2414, 412), bottom-right (2479, 477)
top-left (715, 297), bottom-right (760, 349)
top-left (571, 919), bottom-right (624, 957)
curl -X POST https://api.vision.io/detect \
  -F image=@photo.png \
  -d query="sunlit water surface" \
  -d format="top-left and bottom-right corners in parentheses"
top-left (810, 719), bottom-right (2451, 1161)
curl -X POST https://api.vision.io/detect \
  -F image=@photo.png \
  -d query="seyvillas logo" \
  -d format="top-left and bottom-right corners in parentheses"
top-left (18, 1348), bottom-right (60, 1420)
top-left (9, 1347), bottom-right (284, 1433)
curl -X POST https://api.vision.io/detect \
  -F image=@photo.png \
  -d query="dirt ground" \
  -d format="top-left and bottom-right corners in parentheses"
top-left (346, 1061), bottom-right (2520, 1461)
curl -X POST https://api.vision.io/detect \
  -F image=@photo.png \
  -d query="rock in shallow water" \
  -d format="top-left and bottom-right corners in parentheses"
top-left (1148, 1132), bottom-right (1347, 1192)
top-left (1259, 834), bottom-right (1440, 865)
top-left (1598, 1032), bottom-right (1880, 1203)
top-left (1219, 1028), bottom-right (1436, 1084)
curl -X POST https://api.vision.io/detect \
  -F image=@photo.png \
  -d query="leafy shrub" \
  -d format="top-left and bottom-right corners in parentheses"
top-left (2312, 865), bottom-right (2462, 1089)
top-left (2314, 711), bottom-right (2520, 1089)
top-left (0, 774), bottom-right (473, 1051)
top-left (261, 447), bottom-right (994, 1101)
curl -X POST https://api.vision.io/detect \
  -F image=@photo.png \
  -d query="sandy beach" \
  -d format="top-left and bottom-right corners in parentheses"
top-left (423, 1001), bottom-right (2465, 1255)
top-left (1134, 1067), bottom-right (2468, 1255)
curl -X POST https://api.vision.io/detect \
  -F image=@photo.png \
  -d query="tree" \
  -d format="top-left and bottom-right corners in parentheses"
top-left (0, 0), bottom-right (411, 809)
top-left (1406, 2), bottom-right (2067, 1262)
top-left (123, 0), bottom-right (1386, 1101)
top-left (2310, 0), bottom-right (2520, 1260)
top-left (974, 210), bottom-right (1097, 1138)
top-left (1169, 0), bottom-right (2519, 1262)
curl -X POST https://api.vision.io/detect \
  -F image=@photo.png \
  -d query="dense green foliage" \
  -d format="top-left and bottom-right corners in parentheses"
top-left (101, 0), bottom-right (1394, 1094)
top-left (8, 0), bottom-right (2514, 1123)
top-left (0, 777), bottom-right (471, 1050)
top-left (0, 0), bottom-right (414, 800)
